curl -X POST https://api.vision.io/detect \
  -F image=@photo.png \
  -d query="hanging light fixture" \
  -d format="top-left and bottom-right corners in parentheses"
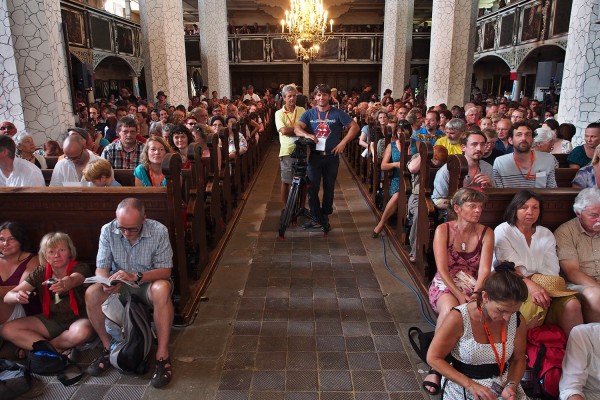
top-left (281, 0), bottom-right (334, 63)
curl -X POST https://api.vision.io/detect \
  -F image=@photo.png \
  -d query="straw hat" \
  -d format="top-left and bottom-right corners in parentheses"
top-left (530, 274), bottom-right (577, 297)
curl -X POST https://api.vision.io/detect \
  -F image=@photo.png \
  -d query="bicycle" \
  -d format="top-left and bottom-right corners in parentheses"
top-left (278, 137), bottom-right (313, 239)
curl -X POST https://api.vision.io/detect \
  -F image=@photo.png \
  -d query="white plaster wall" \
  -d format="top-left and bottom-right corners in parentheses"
top-left (1, 0), bottom-right (74, 144)
top-left (140, 0), bottom-right (188, 107)
top-left (427, 0), bottom-right (479, 107)
top-left (380, 0), bottom-right (413, 98)
top-left (557, 0), bottom-right (600, 146)
top-left (198, 0), bottom-right (231, 98)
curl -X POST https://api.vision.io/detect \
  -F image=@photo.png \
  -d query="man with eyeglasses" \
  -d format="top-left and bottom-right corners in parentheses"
top-left (0, 121), bottom-right (18, 138)
top-left (101, 116), bottom-right (144, 169)
top-left (50, 134), bottom-right (101, 186)
top-left (0, 135), bottom-right (44, 187)
top-left (85, 198), bottom-right (175, 388)
top-left (492, 121), bottom-right (557, 188)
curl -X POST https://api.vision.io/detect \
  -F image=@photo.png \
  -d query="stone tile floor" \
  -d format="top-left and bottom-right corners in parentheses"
top-left (4, 146), bottom-right (435, 399)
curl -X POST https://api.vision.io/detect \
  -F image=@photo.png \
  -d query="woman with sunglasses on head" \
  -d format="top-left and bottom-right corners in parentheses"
top-left (427, 265), bottom-right (529, 399)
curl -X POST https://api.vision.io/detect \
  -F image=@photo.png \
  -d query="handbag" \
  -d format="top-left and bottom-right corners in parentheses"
top-left (408, 326), bottom-right (435, 364)
top-left (27, 340), bottom-right (83, 386)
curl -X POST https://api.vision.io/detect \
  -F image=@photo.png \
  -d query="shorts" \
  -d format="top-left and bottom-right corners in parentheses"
top-left (34, 314), bottom-right (77, 339)
top-left (280, 155), bottom-right (296, 184)
top-left (519, 294), bottom-right (578, 326)
top-left (121, 280), bottom-right (174, 308)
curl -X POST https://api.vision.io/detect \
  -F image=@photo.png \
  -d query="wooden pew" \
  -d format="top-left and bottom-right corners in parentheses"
top-left (396, 131), bottom-right (411, 243)
top-left (555, 153), bottom-right (569, 168)
top-left (555, 167), bottom-right (577, 188)
top-left (185, 143), bottom-right (209, 280)
top-left (415, 142), bottom-right (436, 284)
top-left (0, 153), bottom-right (192, 317)
top-left (203, 133), bottom-right (225, 246)
top-left (45, 156), bottom-right (59, 169)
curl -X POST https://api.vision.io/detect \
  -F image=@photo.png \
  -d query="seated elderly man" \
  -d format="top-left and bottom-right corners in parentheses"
top-left (555, 187), bottom-right (600, 322)
top-left (50, 134), bottom-right (101, 186)
top-left (0, 135), bottom-right (45, 187)
top-left (85, 198), bottom-right (174, 388)
top-left (434, 118), bottom-right (465, 155)
top-left (559, 323), bottom-right (600, 400)
top-left (0, 121), bottom-right (18, 138)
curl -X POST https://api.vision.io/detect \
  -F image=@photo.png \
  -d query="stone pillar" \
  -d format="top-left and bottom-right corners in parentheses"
top-left (380, 0), bottom-right (413, 98)
top-left (427, 0), bottom-right (479, 107)
top-left (0, 0), bottom-right (74, 143)
top-left (139, 0), bottom-right (188, 106)
top-left (302, 62), bottom-right (310, 96)
top-left (198, 0), bottom-right (231, 98)
top-left (557, 0), bottom-right (600, 145)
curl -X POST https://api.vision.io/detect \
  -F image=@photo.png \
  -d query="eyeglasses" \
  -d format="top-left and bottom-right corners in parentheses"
top-left (64, 148), bottom-right (85, 162)
top-left (0, 125), bottom-right (14, 130)
top-left (117, 225), bottom-right (142, 233)
top-left (0, 237), bottom-right (16, 244)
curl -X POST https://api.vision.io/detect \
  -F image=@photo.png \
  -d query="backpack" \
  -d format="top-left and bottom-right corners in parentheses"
top-left (523, 324), bottom-right (567, 400)
top-left (107, 294), bottom-right (153, 374)
top-left (0, 359), bottom-right (30, 400)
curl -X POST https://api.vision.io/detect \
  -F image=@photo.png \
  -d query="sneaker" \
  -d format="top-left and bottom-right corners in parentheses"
top-left (151, 357), bottom-right (173, 388)
top-left (321, 223), bottom-right (331, 234)
top-left (301, 220), bottom-right (321, 230)
top-left (86, 348), bottom-right (111, 376)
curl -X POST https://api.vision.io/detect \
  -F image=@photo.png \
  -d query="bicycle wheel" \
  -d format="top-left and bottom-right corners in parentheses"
top-left (278, 182), bottom-right (300, 238)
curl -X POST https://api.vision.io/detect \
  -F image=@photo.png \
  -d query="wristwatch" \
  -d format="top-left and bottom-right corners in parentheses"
top-left (135, 272), bottom-right (143, 284)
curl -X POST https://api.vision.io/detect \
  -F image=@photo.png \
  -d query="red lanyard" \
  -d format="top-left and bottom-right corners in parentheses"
top-left (513, 151), bottom-right (536, 180)
top-left (466, 165), bottom-right (480, 188)
top-left (478, 306), bottom-right (507, 376)
top-left (283, 108), bottom-right (297, 127)
top-left (120, 146), bottom-right (137, 169)
top-left (317, 109), bottom-right (330, 126)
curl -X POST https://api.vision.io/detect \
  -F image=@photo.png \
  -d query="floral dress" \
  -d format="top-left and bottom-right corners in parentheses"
top-left (389, 141), bottom-right (401, 196)
top-left (441, 304), bottom-right (527, 399)
top-left (429, 223), bottom-right (488, 313)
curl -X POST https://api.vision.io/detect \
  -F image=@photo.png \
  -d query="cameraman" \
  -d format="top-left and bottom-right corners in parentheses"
top-left (275, 84), bottom-right (306, 208)
top-left (294, 84), bottom-right (360, 233)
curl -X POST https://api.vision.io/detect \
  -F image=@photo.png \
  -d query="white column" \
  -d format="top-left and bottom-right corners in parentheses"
top-left (557, 0), bottom-right (600, 146)
top-left (0, 0), bottom-right (75, 144)
top-left (131, 75), bottom-right (140, 98)
top-left (380, 0), bottom-right (413, 98)
top-left (139, 0), bottom-right (188, 107)
top-left (427, 0), bottom-right (479, 107)
top-left (511, 73), bottom-right (521, 102)
top-left (198, 0), bottom-right (231, 98)
top-left (302, 62), bottom-right (310, 96)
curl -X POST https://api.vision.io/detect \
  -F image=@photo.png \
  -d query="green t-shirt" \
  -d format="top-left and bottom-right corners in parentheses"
top-left (25, 262), bottom-right (91, 322)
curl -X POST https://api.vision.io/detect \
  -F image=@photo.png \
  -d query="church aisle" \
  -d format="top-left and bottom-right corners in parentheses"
top-left (167, 145), bottom-right (432, 400)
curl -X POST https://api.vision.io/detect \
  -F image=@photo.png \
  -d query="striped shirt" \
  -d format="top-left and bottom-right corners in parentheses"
top-left (492, 150), bottom-right (557, 188)
top-left (96, 219), bottom-right (173, 273)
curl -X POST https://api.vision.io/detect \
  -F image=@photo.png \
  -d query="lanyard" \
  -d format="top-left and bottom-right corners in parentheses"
top-left (513, 151), bottom-right (536, 180)
top-left (120, 146), bottom-right (137, 169)
top-left (283, 108), bottom-right (297, 127)
top-left (317, 109), bottom-right (330, 127)
top-left (478, 306), bottom-right (507, 377)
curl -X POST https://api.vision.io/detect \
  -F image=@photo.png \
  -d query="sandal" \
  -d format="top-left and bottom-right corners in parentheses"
top-left (85, 348), bottom-right (111, 376)
top-left (151, 357), bottom-right (172, 388)
top-left (422, 368), bottom-right (441, 395)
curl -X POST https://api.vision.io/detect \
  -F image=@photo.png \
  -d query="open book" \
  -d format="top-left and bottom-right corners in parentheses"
top-left (84, 276), bottom-right (139, 288)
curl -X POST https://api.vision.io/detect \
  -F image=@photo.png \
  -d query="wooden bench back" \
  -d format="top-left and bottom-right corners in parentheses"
top-left (555, 167), bottom-right (577, 188)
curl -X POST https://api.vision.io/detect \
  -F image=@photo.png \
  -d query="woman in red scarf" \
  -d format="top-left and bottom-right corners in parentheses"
top-left (0, 232), bottom-right (94, 356)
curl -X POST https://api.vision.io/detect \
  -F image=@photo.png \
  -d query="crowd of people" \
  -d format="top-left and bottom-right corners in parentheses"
top-left (1, 80), bottom-right (600, 398)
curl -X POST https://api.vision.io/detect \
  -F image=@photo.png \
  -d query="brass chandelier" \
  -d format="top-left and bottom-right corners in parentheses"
top-left (281, 0), bottom-right (334, 62)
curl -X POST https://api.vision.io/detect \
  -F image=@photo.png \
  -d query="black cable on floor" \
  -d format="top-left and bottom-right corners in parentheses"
top-left (379, 235), bottom-right (437, 328)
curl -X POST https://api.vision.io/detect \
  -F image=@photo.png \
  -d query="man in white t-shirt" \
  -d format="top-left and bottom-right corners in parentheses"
top-left (50, 134), bottom-right (100, 186)
top-left (0, 135), bottom-right (45, 187)
top-left (243, 85), bottom-right (261, 102)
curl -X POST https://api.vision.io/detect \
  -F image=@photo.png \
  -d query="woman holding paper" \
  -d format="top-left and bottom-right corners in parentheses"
top-left (0, 232), bottom-right (94, 358)
top-left (423, 188), bottom-right (494, 394)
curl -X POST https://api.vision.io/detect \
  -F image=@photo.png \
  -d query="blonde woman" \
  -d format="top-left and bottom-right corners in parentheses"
top-left (134, 136), bottom-right (174, 187)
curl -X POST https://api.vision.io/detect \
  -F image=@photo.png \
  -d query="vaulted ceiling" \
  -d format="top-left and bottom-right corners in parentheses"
top-left (180, 0), bottom-right (435, 25)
